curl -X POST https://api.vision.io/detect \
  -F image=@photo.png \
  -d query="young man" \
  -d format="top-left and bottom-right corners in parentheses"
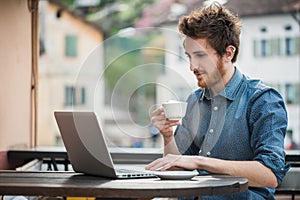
top-left (146, 3), bottom-right (289, 199)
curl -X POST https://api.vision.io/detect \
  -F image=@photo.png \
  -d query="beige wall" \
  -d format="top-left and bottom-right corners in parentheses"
top-left (0, 0), bottom-right (33, 150)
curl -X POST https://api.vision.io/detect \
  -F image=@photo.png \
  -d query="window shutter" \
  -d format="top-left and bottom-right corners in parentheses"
top-left (65, 35), bottom-right (78, 57)
top-left (271, 38), bottom-right (280, 56)
top-left (294, 36), bottom-right (299, 55)
top-left (81, 87), bottom-right (86, 104)
top-left (253, 39), bottom-right (258, 57)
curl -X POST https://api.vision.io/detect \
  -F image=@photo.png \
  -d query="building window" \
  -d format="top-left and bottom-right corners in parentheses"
top-left (65, 86), bottom-right (75, 106)
top-left (261, 39), bottom-right (269, 57)
top-left (253, 39), bottom-right (272, 57)
top-left (286, 37), bottom-right (292, 55)
top-left (81, 87), bottom-right (86, 104)
top-left (285, 37), bottom-right (299, 56)
top-left (65, 86), bottom-right (86, 106)
top-left (254, 36), bottom-right (299, 57)
top-left (65, 34), bottom-right (78, 57)
top-left (285, 83), bottom-right (299, 105)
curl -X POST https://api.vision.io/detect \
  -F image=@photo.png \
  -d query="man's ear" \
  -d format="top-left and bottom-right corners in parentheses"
top-left (224, 45), bottom-right (236, 62)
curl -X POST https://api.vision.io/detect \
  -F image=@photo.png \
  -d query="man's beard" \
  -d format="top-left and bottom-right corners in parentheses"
top-left (196, 58), bottom-right (225, 89)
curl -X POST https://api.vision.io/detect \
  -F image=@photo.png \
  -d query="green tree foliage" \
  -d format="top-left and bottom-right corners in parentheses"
top-left (59, 0), bottom-right (156, 37)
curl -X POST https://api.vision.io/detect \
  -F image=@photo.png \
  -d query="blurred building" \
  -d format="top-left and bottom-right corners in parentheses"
top-left (38, 0), bottom-right (104, 146)
top-left (136, 0), bottom-right (300, 146)
top-left (38, 1), bottom-right (156, 148)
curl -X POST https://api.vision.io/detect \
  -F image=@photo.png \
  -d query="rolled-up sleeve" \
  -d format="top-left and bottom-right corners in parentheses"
top-left (249, 88), bottom-right (290, 184)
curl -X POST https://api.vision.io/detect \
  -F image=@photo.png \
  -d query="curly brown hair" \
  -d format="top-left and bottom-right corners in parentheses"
top-left (178, 3), bottom-right (241, 63)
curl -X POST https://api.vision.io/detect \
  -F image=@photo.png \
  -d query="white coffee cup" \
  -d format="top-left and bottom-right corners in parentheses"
top-left (162, 100), bottom-right (187, 120)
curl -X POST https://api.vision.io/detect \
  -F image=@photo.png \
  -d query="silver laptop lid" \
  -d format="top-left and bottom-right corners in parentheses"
top-left (54, 111), bottom-right (117, 178)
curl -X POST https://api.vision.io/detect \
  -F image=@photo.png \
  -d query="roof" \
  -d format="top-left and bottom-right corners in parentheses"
top-left (48, 0), bottom-right (103, 33)
top-left (135, 0), bottom-right (300, 28)
top-left (225, 0), bottom-right (300, 17)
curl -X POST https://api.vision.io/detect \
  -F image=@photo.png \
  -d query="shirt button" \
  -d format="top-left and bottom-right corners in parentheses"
top-left (213, 106), bottom-right (218, 111)
top-left (209, 129), bottom-right (214, 133)
top-left (207, 152), bottom-right (211, 156)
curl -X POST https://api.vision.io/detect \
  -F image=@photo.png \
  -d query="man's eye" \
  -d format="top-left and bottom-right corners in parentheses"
top-left (196, 54), bottom-right (206, 57)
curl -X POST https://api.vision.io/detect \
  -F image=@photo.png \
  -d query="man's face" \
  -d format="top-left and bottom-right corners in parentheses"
top-left (184, 37), bottom-right (226, 90)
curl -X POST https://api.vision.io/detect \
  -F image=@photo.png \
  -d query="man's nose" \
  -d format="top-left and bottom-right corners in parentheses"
top-left (190, 62), bottom-right (198, 71)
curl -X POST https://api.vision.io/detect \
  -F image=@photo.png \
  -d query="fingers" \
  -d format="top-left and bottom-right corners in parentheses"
top-left (146, 159), bottom-right (171, 171)
top-left (151, 107), bottom-right (180, 134)
top-left (145, 154), bottom-right (182, 171)
top-left (146, 155), bottom-right (202, 171)
top-left (152, 107), bottom-right (164, 116)
top-left (145, 158), bottom-right (163, 171)
top-left (151, 107), bottom-right (180, 122)
top-left (151, 107), bottom-right (165, 124)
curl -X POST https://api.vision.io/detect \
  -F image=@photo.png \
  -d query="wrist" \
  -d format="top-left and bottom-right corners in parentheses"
top-left (160, 129), bottom-right (174, 139)
top-left (195, 156), bottom-right (206, 168)
top-left (163, 134), bottom-right (174, 145)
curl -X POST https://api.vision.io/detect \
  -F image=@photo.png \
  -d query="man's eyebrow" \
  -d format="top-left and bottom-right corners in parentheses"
top-left (192, 50), bottom-right (206, 54)
top-left (185, 50), bottom-right (206, 55)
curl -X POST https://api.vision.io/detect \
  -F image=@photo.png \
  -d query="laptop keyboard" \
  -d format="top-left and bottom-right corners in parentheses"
top-left (116, 168), bottom-right (155, 178)
top-left (116, 168), bottom-right (141, 174)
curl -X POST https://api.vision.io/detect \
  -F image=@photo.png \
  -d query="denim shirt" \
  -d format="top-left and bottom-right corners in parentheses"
top-left (174, 68), bottom-right (290, 200)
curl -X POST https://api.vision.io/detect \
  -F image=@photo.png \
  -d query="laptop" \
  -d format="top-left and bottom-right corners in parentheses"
top-left (54, 111), bottom-right (156, 179)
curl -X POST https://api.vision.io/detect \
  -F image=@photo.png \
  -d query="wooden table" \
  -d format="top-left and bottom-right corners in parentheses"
top-left (0, 171), bottom-right (248, 199)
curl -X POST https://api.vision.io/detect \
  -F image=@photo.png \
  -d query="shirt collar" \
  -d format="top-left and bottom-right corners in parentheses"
top-left (201, 67), bottom-right (243, 101)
